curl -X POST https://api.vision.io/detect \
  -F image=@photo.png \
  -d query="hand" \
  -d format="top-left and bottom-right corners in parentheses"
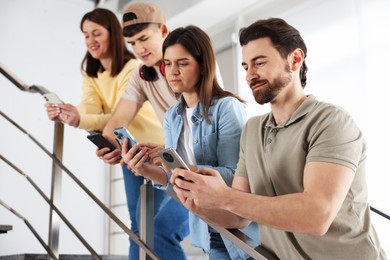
top-left (96, 135), bottom-right (121, 165)
top-left (57, 104), bottom-right (80, 127)
top-left (172, 167), bottom-right (229, 210)
top-left (122, 138), bottom-right (150, 176)
top-left (139, 143), bottom-right (164, 165)
top-left (45, 103), bottom-right (61, 121)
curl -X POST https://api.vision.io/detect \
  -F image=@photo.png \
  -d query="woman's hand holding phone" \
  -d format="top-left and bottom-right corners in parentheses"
top-left (121, 138), bottom-right (151, 176)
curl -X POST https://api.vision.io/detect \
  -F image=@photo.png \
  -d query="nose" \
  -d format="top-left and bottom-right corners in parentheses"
top-left (169, 63), bottom-right (180, 75)
top-left (86, 35), bottom-right (95, 45)
top-left (246, 66), bottom-right (259, 83)
top-left (133, 42), bottom-right (145, 55)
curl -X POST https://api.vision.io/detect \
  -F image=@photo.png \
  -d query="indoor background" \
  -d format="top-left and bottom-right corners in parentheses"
top-left (1, 0), bottom-right (389, 257)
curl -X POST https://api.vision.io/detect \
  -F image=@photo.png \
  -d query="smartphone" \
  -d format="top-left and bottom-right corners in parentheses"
top-left (113, 127), bottom-right (137, 146)
top-left (158, 148), bottom-right (190, 171)
top-left (43, 92), bottom-right (63, 104)
top-left (87, 132), bottom-right (116, 151)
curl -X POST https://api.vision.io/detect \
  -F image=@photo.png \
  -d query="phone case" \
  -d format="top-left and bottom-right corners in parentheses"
top-left (43, 92), bottom-right (63, 104)
top-left (87, 132), bottom-right (116, 151)
top-left (158, 148), bottom-right (190, 171)
top-left (113, 127), bottom-right (137, 147)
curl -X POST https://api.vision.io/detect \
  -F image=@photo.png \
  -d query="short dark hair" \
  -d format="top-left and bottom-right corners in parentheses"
top-left (239, 18), bottom-right (308, 88)
top-left (80, 8), bottom-right (136, 77)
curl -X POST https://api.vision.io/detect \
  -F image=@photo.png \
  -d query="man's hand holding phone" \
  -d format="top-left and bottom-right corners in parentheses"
top-left (95, 134), bottom-right (122, 165)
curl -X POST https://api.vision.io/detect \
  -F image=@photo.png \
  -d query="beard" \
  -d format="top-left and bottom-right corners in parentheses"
top-left (251, 64), bottom-right (292, 105)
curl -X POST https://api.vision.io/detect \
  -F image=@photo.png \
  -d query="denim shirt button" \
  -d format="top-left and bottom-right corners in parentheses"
top-left (194, 139), bottom-right (199, 144)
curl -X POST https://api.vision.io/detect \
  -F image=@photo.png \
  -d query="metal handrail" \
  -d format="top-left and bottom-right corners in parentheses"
top-left (0, 154), bottom-right (101, 259)
top-left (0, 110), bottom-right (160, 260)
top-left (0, 199), bottom-right (58, 260)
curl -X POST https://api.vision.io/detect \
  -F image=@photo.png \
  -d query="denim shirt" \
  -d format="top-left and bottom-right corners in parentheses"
top-left (155, 96), bottom-right (260, 259)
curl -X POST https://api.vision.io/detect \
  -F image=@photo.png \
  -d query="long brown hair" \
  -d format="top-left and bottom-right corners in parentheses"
top-left (162, 25), bottom-right (245, 122)
top-left (80, 8), bottom-right (136, 77)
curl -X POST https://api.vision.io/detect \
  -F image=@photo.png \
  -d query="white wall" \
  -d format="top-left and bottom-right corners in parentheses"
top-left (0, 0), bottom-right (110, 255)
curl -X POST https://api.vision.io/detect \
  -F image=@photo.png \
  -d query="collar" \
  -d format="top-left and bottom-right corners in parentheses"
top-left (265, 95), bottom-right (318, 128)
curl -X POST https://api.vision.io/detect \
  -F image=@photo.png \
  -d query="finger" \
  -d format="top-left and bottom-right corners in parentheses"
top-left (122, 138), bottom-right (129, 155)
top-left (197, 167), bottom-right (216, 176)
top-left (173, 168), bottom-right (194, 181)
top-left (139, 142), bottom-right (159, 148)
top-left (135, 150), bottom-right (149, 167)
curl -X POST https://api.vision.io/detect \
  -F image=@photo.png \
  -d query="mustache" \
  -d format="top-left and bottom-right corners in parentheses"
top-left (250, 79), bottom-right (268, 88)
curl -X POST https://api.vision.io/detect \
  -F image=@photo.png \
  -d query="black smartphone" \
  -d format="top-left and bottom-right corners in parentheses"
top-left (158, 148), bottom-right (190, 171)
top-left (87, 132), bottom-right (116, 151)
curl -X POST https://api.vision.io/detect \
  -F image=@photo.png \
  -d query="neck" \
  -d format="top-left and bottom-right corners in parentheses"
top-left (182, 92), bottom-right (198, 108)
top-left (271, 85), bottom-right (306, 125)
top-left (100, 58), bottom-right (112, 71)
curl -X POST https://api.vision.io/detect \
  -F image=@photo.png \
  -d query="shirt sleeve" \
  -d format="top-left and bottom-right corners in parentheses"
top-left (77, 75), bottom-right (110, 131)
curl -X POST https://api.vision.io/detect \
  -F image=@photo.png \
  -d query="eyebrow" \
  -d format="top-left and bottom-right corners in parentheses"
top-left (82, 29), bottom-right (99, 34)
top-left (164, 57), bottom-right (191, 62)
top-left (127, 34), bottom-right (148, 45)
top-left (241, 55), bottom-right (267, 66)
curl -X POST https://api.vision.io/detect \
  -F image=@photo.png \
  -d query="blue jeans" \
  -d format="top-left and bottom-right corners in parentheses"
top-left (209, 231), bottom-right (231, 260)
top-left (122, 165), bottom-right (189, 260)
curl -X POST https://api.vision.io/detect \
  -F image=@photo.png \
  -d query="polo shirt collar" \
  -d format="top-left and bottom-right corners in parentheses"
top-left (266, 95), bottom-right (318, 128)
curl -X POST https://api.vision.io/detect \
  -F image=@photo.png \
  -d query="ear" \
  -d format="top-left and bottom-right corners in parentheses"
top-left (290, 48), bottom-right (305, 72)
top-left (160, 23), bottom-right (169, 38)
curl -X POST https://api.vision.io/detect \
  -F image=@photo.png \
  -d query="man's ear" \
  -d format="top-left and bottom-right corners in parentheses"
top-left (290, 48), bottom-right (305, 72)
top-left (160, 23), bottom-right (169, 37)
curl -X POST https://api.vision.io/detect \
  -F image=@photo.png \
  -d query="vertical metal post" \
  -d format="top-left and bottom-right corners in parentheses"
top-left (139, 180), bottom-right (154, 260)
top-left (47, 122), bottom-right (64, 259)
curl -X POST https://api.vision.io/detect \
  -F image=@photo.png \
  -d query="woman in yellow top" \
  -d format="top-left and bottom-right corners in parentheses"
top-left (45, 8), bottom-right (162, 143)
top-left (45, 8), bottom-right (171, 258)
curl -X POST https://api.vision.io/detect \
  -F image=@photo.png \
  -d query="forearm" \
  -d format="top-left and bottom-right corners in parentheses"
top-left (103, 117), bottom-right (126, 140)
top-left (221, 188), bottom-right (332, 235)
top-left (193, 206), bottom-right (251, 229)
top-left (140, 165), bottom-right (168, 186)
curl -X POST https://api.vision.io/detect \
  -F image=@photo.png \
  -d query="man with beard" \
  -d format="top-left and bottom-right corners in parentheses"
top-left (170, 18), bottom-right (386, 259)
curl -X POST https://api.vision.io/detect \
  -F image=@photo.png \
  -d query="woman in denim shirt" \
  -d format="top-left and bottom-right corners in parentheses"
top-left (122, 25), bottom-right (259, 259)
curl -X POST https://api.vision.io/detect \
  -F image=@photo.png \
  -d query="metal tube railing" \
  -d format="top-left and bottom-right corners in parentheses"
top-left (0, 199), bottom-right (58, 260)
top-left (0, 109), bottom-right (160, 260)
top-left (0, 154), bottom-right (101, 259)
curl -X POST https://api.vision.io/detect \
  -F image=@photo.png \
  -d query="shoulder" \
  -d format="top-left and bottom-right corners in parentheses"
top-left (311, 100), bottom-right (355, 126)
top-left (213, 96), bottom-right (243, 108)
top-left (115, 59), bottom-right (142, 82)
top-left (123, 59), bottom-right (142, 72)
